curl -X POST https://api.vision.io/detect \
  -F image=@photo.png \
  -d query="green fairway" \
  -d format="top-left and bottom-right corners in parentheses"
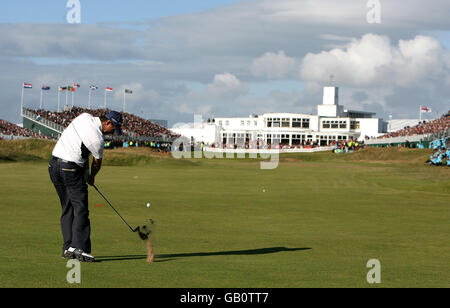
top-left (0, 143), bottom-right (449, 287)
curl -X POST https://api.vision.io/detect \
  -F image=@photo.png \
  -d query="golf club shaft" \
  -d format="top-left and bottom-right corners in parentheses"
top-left (92, 184), bottom-right (135, 232)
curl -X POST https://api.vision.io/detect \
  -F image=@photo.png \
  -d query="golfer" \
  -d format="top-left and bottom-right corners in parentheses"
top-left (48, 111), bottom-right (123, 262)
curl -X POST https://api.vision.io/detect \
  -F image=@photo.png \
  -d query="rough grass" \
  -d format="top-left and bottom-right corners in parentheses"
top-left (0, 139), bottom-right (171, 166)
top-left (0, 139), bottom-right (435, 166)
top-left (0, 139), bottom-right (55, 162)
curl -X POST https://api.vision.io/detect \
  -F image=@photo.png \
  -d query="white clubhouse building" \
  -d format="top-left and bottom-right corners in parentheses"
top-left (172, 86), bottom-right (387, 147)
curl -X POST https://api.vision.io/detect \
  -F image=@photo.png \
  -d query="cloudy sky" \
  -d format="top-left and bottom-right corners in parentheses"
top-left (1, 0), bottom-right (450, 126)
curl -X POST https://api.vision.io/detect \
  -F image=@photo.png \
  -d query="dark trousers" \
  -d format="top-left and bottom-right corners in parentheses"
top-left (48, 157), bottom-right (91, 254)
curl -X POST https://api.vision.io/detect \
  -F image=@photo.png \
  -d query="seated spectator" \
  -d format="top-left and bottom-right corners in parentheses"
top-left (426, 145), bottom-right (447, 166)
top-left (446, 149), bottom-right (450, 166)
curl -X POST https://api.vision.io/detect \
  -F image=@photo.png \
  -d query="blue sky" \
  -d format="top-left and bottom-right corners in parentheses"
top-left (1, 0), bottom-right (449, 125)
top-left (0, 0), bottom-right (245, 24)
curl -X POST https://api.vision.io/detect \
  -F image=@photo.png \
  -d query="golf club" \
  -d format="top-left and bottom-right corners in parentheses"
top-left (92, 184), bottom-right (151, 240)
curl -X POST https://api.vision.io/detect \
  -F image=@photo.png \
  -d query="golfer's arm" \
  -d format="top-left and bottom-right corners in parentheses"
top-left (90, 157), bottom-right (102, 179)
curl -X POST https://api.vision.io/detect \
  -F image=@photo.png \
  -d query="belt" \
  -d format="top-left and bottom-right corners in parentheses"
top-left (52, 156), bottom-right (72, 164)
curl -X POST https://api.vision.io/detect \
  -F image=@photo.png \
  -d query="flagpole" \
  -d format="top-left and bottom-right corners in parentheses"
top-left (419, 105), bottom-right (422, 122)
top-left (88, 88), bottom-right (92, 109)
top-left (123, 91), bottom-right (126, 112)
top-left (58, 90), bottom-right (61, 112)
top-left (20, 85), bottom-right (24, 116)
top-left (104, 89), bottom-right (107, 108)
top-left (65, 89), bottom-right (68, 110)
top-left (72, 88), bottom-right (75, 108)
top-left (39, 88), bottom-right (44, 109)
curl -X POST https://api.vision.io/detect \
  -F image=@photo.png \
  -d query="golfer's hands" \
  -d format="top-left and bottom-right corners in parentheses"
top-left (87, 174), bottom-right (95, 186)
top-left (88, 157), bottom-right (102, 186)
top-left (84, 168), bottom-right (90, 182)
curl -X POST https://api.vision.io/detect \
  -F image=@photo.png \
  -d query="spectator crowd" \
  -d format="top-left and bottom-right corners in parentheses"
top-left (104, 139), bottom-right (171, 153)
top-left (379, 111), bottom-right (450, 139)
top-left (0, 118), bottom-right (51, 140)
top-left (332, 139), bottom-right (363, 154)
top-left (25, 107), bottom-right (179, 139)
top-left (426, 137), bottom-right (450, 166)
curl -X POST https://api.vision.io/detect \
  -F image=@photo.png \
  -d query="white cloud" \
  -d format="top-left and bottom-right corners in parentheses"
top-left (251, 51), bottom-right (297, 79)
top-left (175, 73), bottom-right (248, 115)
top-left (300, 34), bottom-right (450, 88)
top-left (204, 72), bottom-right (249, 100)
top-left (114, 83), bottom-right (159, 101)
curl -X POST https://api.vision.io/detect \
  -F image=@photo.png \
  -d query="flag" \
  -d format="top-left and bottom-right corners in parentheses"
top-left (41, 86), bottom-right (51, 91)
top-left (23, 83), bottom-right (32, 89)
top-left (67, 86), bottom-right (75, 92)
top-left (420, 106), bottom-right (432, 113)
top-left (125, 89), bottom-right (133, 94)
top-left (105, 87), bottom-right (113, 92)
top-left (89, 85), bottom-right (98, 90)
top-left (74, 83), bottom-right (81, 88)
top-left (59, 86), bottom-right (67, 92)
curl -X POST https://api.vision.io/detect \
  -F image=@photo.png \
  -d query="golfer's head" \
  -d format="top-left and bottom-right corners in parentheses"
top-left (103, 111), bottom-right (123, 135)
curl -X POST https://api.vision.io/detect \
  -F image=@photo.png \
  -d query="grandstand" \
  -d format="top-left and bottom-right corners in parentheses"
top-left (366, 111), bottom-right (450, 147)
top-left (0, 118), bottom-right (52, 140)
top-left (387, 119), bottom-right (421, 133)
top-left (21, 107), bottom-right (179, 142)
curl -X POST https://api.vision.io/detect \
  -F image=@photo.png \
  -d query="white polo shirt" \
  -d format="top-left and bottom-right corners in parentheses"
top-left (52, 113), bottom-right (104, 167)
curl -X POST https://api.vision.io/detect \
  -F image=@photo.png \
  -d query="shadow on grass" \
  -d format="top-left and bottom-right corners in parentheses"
top-left (95, 246), bottom-right (311, 263)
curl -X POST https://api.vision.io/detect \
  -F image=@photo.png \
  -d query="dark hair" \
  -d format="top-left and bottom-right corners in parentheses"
top-left (99, 115), bottom-right (108, 122)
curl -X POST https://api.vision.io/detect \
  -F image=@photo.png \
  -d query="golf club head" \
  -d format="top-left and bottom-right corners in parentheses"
top-left (134, 219), bottom-right (154, 241)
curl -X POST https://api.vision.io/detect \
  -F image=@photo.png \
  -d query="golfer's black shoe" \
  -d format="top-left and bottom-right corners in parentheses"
top-left (65, 247), bottom-right (95, 262)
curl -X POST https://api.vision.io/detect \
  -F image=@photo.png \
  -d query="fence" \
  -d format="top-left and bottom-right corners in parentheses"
top-left (22, 108), bottom-right (65, 134)
top-left (203, 146), bottom-right (334, 154)
top-left (365, 134), bottom-right (431, 146)
top-left (0, 133), bottom-right (31, 141)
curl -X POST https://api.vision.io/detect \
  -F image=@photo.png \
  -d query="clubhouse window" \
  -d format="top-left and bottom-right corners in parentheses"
top-left (281, 118), bottom-right (290, 128)
top-left (292, 118), bottom-right (302, 128)
top-left (272, 118), bottom-right (281, 127)
top-left (302, 119), bottom-right (310, 128)
top-left (350, 121), bottom-right (360, 130)
top-left (236, 133), bottom-right (245, 145)
top-left (292, 134), bottom-right (304, 145)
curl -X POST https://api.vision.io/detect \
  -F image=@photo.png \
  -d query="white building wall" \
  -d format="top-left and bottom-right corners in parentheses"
top-left (357, 118), bottom-right (381, 139)
top-left (169, 86), bottom-right (386, 145)
top-left (323, 86), bottom-right (339, 105)
top-left (171, 124), bottom-right (220, 144)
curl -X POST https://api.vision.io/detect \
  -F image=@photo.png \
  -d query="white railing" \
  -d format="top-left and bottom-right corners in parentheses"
top-left (204, 146), bottom-right (334, 154)
top-left (22, 109), bottom-right (65, 134)
top-left (0, 133), bottom-right (31, 140)
top-left (365, 134), bottom-right (430, 145)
